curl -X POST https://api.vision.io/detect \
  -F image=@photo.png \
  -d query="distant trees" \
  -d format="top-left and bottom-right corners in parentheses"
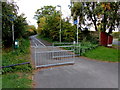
top-left (26, 25), bottom-right (37, 36)
top-left (34, 6), bottom-right (76, 42)
top-left (34, 6), bottom-right (56, 20)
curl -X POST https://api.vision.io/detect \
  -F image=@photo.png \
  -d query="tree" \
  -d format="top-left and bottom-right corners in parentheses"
top-left (71, 2), bottom-right (85, 30)
top-left (14, 14), bottom-right (28, 39)
top-left (34, 6), bottom-right (56, 21)
top-left (42, 11), bottom-right (60, 41)
top-left (34, 6), bottom-right (61, 41)
top-left (2, 1), bottom-right (29, 47)
top-left (62, 22), bottom-right (76, 42)
top-left (99, 2), bottom-right (120, 34)
top-left (26, 25), bottom-right (37, 36)
top-left (37, 16), bottom-right (46, 34)
top-left (34, 5), bottom-right (78, 42)
top-left (2, 1), bottom-right (18, 47)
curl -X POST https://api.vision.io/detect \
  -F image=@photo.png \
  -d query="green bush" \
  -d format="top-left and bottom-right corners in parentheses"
top-left (112, 32), bottom-right (120, 38)
top-left (2, 39), bottom-right (32, 74)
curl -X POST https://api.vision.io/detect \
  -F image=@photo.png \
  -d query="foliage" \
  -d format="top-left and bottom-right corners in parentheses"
top-left (41, 11), bottom-right (60, 41)
top-left (119, 38), bottom-right (120, 41)
top-left (73, 41), bottom-right (98, 56)
top-left (2, 72), bottom-right (32, 88)
top-left (14, 14), bottom-right (28, 39)
top-left (2, 39), bottom-right (32, 74)
top-left (35, 6), bottom-right (77, 42)
top-left (71, 2), bottom-right (120, 34)
top-left (26, 25), bottom-right (37, 36)
top-left (79, 30), bottom-right (99, 44)
top-left (37, 17), bottom-right (46, 34)
top-left (83, 46), bottom-right (118, 62)
top-left (2, 1), bottom-right (29, 47)
top-left (71, 2), bottom-right (99, 31)
top-left (62, 22), bottom-right (76, 42)
top-left (112, 32), bottom-right (120, 38)
top-left (2, 2), bottom-right (18, 47)
top-left (34, 5), bottom-right (56, 20)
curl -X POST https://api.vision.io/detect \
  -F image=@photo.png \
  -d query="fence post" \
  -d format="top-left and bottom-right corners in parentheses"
top-left (35, 46), bottom-right (37, 68)
top-left (79, 43), bottom-right (81, 56)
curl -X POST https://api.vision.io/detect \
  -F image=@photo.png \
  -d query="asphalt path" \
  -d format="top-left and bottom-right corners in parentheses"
top-left (30, 35), bottom-right (118, 88)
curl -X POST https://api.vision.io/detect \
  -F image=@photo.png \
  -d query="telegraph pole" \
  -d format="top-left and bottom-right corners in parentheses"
top-left (12, 22), bottom-right (14, 44)
top-left (57, 5), bottom-right (62, 43)
top-left (9, 14), bottom-right (15, 50)
top-left (77, 16), bottom-right (79, 44)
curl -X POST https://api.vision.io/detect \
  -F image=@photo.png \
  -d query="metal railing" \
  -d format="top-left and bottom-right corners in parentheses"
top-left (34, 45), bottom-right (75, 68)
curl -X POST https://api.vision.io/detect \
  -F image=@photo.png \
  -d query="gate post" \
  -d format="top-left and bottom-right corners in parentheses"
top-left (35, 46), bottom-right (37, 68)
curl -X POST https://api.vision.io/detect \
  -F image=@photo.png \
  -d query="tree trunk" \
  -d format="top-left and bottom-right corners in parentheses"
top-left (103, 10), bottom-right (107, 32)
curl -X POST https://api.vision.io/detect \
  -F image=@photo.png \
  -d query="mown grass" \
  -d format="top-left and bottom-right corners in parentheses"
top-left (83, 46), bottom-right (118, 62)
top-left (2, 38), bottom-right (33, 88)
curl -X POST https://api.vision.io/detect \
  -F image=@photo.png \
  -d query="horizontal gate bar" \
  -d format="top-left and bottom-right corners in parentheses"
top-left (55, 45), bottom-right (73, 47)
top-left (35, 50), bottom-right (74, 53)
top-left (36, 61), bottom-right (75, 68)
top-left (53, 55), bottom-right (76, 58)
top-left (53, 42), bottom-right (73, 44)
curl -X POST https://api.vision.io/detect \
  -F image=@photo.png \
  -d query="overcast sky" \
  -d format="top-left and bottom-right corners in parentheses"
top-left (14, 0), bottom-right (71, 27)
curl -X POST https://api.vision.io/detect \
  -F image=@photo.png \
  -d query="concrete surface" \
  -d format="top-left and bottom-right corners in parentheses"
top-left (33, 57), bottom-right (118, 88)
top-left (30, 35), bottom-right (118, 88)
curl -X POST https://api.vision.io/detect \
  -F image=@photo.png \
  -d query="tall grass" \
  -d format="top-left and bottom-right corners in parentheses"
top-left (2, 39), bottom-right (32, 73)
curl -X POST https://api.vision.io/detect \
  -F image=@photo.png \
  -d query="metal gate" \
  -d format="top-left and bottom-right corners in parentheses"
top-left (34, 43), bottom-right (76, 68)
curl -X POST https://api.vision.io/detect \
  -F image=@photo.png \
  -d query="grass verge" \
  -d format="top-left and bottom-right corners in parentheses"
top-left (2, 38), bottom-right (33, 88)
top-left (83, 46), bottom-right (118, 62)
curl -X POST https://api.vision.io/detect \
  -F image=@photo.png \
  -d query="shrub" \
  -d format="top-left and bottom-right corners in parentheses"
top-left (112, 32), bottom-right (120, 38)
top-left (2, 39), bottom-right (32, 74)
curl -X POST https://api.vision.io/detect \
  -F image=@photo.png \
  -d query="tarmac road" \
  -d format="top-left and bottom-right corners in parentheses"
top-left (33, 59), bottom-right (118, 88)
top-left (30, 35), bottom-right (118, 88)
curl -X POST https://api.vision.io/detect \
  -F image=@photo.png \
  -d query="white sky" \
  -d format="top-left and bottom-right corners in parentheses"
top-left (14, 0), bottom-right (71, 28)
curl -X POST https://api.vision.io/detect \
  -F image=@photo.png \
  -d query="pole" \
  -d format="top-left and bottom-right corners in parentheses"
top-left (77, 23), bottom-right (78, 44)
top-left (12, 22), bottom-right (14, 50)
top-left (12, 22), bottom-right (14, 42)
top-left (77, 16), bottom-right (79, 44)
top-left (60, 6), bottom-right (62, 43)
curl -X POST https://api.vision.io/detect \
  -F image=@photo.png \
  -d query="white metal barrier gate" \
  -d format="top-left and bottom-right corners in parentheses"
top-left (34, 44), bottom-right (75, 68)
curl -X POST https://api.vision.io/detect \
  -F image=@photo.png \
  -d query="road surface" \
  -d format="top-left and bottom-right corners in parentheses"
top-left (30, 35), bottom-right (118, 88)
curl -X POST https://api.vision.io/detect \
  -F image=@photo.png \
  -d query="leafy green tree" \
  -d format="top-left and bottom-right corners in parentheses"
top-left (26, 25), bottom-right (37, 36)
top-left (14, 14), bottom-right (28, 39)
top-left (71, 2), bottom-right (85, 30)
top-left (34, 6), bottom-right (56, 21)
top-left (2, 2), bottom-right (18, 47)
top-left (99, 2), bottom-right (120, 34)
top-left (71, 2), bottom-right (120, 34)
top-left (2, 1), bottom-right (29, 47)
top-left (35, 5), bottom-right (77, 42)
top-left (71, 2), bottom-right (100, 31)
top-left (42, 11), bottom-right (60, 41)
top-left (37, 16), bottom-right (46, 34)
top-left (62, 22), bottom-right (76, 42)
